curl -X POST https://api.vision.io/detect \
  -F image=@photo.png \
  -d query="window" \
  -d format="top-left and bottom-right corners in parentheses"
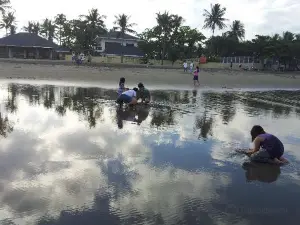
top-left (126, 43), bottom-right (134, 47)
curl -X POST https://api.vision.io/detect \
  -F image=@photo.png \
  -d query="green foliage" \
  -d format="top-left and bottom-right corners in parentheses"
top-left (0, 11), bottom-right (15, 36)
top-left (113, 14), bottom-right (136, 63)
top-left (1, 0), bottom-right (300, 70)
top-left (203, 3), bottom-right (227, 35)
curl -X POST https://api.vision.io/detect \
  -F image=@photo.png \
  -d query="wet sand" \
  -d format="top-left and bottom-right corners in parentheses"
top-left (0, 62), bottom-right (300, 89)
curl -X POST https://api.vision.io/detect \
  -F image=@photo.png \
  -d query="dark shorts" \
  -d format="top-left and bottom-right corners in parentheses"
top-left (193, 76), bottom-right (198, 80)
top-left (116, 94), bottom-right (132, 104)
top-left (250, 148), bottom-right (283, 163)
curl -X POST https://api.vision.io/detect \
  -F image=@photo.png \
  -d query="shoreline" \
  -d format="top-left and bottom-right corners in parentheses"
top-left (0, 61), bottom-right (300, 90)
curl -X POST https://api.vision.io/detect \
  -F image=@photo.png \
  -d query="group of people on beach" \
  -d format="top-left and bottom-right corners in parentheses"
top-left (72, 51), bottom-right (92, 65)
top-left (116, 77), bottom-right (151, 107)
top-left (183, 60), bottom-right (200, 86)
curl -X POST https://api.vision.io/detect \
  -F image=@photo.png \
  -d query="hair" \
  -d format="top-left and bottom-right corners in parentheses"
top-left (138, 82), bottom-right (144, 88)
top-left (250, 125), bottom-right (265, 142)
top-left (119, 77), bottom-right (125, 84)
top-left (196, 66), bottom-right (199, 69)
top-left (133, 87), bottom-right (138, 92)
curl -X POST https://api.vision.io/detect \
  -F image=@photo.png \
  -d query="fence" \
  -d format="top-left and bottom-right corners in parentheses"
top-left (221, 56), bottom-right (259, 64)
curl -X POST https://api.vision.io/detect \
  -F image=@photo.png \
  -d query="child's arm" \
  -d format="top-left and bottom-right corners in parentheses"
top-left (247, 137), bottom-right (263, 155)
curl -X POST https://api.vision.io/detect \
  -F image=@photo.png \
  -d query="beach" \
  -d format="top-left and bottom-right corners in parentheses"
top-left (0, 61), bottom-right (300, 89)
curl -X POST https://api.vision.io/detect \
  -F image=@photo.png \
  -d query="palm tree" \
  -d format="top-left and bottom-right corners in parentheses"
top-left (229, 20), bottom-right (245, 41)
top-left (23, 21), bottom-right (33, 32)
top-left (0, 11), bottom-right (16, 36)
top-left (203, 3), bottom-right (227, 35)
top-left (55, 13), bottom-right (67, 45)
top-left (0, 0), bottom-right (10, 14)
top-left (40, 18), bottom-right (56, 41)
top-left (81, 8), bottom-right (106, 47)
top-left (32, 22), bottom-right (40, 34)
top-left (155, 11), bottom-right (174, 65)
top-left (9, 24), bottom-right (15, 34)
top-left (113, 14), bottom-right (136, 63)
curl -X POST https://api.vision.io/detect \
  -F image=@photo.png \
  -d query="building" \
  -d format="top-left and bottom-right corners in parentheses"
top-left (94, 31), bottom-right (144, 57)
top-left (0, 32), bottom-right (70, 59)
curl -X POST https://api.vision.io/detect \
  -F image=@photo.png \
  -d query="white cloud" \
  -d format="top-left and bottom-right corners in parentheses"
top-left (6, 0), bottom-right (300, 40)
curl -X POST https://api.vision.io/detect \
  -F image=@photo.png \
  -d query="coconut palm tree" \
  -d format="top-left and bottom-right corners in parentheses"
top-left (32, 22), bottom-right (40, 34)
top-left (23, 21), bottom-right (34, 33)
top-left (9, 24), bottom-right (15, 34)
top-left (113, 14), bottom-right (136, 63)
top-left (203, 3), bottom-right (227, 35)
top-left (229, 20), bottom-right (245, 41)
top-left (40, 18), bottom-right (56, 41)
top-left (0, 11), bottom-right (16, 36)
top-left (81, 8), bottom-right (106, 47)
top-left (55, 13), bottom-right (67, 45)
top-left (155, 11), bottom-right (177, 65)
top-left (0, 0), bottom-right (10, 14)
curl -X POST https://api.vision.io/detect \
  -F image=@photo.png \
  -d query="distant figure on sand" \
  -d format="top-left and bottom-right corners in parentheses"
top-left (183, 61), bottom-right (188, 72)
top-left (246, 125), bottom-right (288, 164)
top-left (230, 61), bottom-right (233, 69)
top-left (116, 88), bottom-right (138, 107)
top-left (137, 82), bottom-right (151, 104)
top-left (190, 61), bottom-right (194, 73)
top-left (117, 77), bottom-right (126, 96)
top-left (72, 52), bottom-right (76, 63)
top-left (87, 52), bottom-right (92, 63)
top-left (193, 66), bottom-right (200, 86)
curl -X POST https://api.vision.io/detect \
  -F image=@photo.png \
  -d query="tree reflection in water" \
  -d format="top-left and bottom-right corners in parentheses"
top-left (0, 112), bottom-right (13, 138)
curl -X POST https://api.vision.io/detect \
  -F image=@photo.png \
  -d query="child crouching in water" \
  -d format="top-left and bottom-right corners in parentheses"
top-left (247, 125), bottom-right (288, 164)
top-left (193, 66), bottom-right (200, 86)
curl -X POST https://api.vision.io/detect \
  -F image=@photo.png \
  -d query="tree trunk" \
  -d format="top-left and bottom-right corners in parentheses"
top-left (161, 41), bottom-right (165, 65)
top-left (59, 28), bottom-right (62, 46)
top-left (121, 37), bottom-right (124, 63)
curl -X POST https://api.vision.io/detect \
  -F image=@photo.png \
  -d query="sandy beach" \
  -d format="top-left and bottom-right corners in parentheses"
top-left (0, 61), bottom-right (300, 89)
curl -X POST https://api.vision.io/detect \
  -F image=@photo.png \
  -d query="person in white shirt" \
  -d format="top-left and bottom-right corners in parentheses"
top-left (116, 88), bottom-right (138, 107)
top-left (190, 61), bottom-right (194, 73)
top-left (183, 61), bottom-right (188, 72)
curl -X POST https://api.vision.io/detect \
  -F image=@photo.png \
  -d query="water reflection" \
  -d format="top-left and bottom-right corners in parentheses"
top-left (0, 112), bottom-right (13, 137)
top-left (242, 162), bottom-right (281, 183)
top-left (1, 83), bottom-right (300, 225)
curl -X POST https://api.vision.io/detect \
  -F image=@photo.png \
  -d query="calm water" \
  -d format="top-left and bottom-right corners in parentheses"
top-left (0, 83), bottom-right (300, 225)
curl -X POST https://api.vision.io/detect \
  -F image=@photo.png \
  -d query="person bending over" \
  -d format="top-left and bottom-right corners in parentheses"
top-left (247, 125), bottom-right (287, 164)
top-left (137, 82), bottom-right (151, 104)
top-left (116, 88), bottom-right (138, 107)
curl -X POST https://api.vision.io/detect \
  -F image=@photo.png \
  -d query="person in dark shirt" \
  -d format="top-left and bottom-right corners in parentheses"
top-left (137, 82), bottom-right (151, 104)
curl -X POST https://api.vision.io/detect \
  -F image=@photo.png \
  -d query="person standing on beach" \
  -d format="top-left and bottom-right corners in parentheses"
top-left (193, 66), bottom-right (200, 86)
top-left (117, 77), bottom-right (126, 96)
top-left (183, 61), bottom-right (188, 72)
top-left (72, 52), bottom-right (76, 63)
top-left (190, 61), bottom-right (194, 73)
top-left (230, 61), bottom-right (233, 69)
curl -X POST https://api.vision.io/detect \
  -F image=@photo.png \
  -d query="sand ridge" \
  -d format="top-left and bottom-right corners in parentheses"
top-left (0, 62), bottom-right (300, 89)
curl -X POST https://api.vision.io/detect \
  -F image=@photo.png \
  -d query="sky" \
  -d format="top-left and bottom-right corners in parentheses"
top-left (4, 0), bottom-right (300, 40)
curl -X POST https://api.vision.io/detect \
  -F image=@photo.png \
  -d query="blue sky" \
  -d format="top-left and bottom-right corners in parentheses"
top-left (3, 0), bottom-right (300, 40)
